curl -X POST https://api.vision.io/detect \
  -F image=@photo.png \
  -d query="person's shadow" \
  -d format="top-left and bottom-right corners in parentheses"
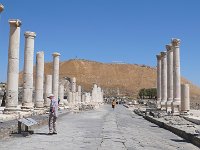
top-left (34, 132), bottom-right (49, 135)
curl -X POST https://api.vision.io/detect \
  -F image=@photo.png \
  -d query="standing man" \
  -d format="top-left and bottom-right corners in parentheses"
top-left (47, 94), bottom-right (58, 135)
top-left (112, 99), bottom-right (116, 110)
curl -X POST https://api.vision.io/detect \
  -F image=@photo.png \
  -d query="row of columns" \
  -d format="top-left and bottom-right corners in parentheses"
top-left (156, 38), bottom-right (190, 114)
top-left (67, 80), bottom-right (104, 105)
top-left (1, 3), bottom-right (104, 113)
top-left (2, 17), bottom-right (62, 112)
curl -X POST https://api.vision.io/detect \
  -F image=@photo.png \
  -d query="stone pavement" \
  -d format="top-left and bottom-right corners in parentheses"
top-left (0, 105), bottom-right (199, 150)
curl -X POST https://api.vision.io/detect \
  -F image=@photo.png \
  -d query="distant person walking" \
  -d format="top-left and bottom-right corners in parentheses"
top-left (48, 94), bottom-right (58, 135)
top-left (112, 100), bottom-right (116, 110)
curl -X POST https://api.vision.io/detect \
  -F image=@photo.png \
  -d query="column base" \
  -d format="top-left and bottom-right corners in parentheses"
top-left (156, 100), bottom-right (161, 109)
top-left (180, 111), bottom-right (190, 116)
top-left (35, 102), bottom-right (44, 108)
top-left (21, 103), bottom-right (34, 111)
top-left (44, 103), bottom-right (50, 108)
top-left (21, 106), bottom-right (34, 112)
top-left (161, 101), bottom-right (166, 110)
top-left (166, 101), bottom-right (172, 113)
top-left (172, 101), bottom-right (180, 115)
top-left (3, 107), bottom-right (21, 114)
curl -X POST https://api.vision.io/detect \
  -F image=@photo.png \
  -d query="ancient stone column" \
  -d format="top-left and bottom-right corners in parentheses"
top-left (52, 52), bottom-right (60, 100)
top-left (160, 51), bottom-right (167, 110)
top-left (71, 77), bottom-right (76, 92)
top-left (92, 84), bottom-right (98, 102)
top-left (68, 91), bottom-right (72, 104)
top-left (82, 93), bottom-right (86, 103)
top-left (97, 87), bottom-right (101, 103)
top-left (72, 92), bottom-right (76, 104)
top-left (166, 44), bottom-right (173, 112)
top-left (5, 19), bottom-right (21, 112)
top-left (59, 84), bottom-right (64, 106)
top-left (35, 51), bottom-right (44, 108)
top-left (21, 31), bottom-right (36, 109)
top-left (78, 85), bottom-right (82, 103)
top-left (44, 75), bottom-right (52, 107)
top-left (156, 54), bottom-right (162, 109)
top-left (181, 84), bottom-right (190, 113)
top-left (0, 4), bottom-right (4, 13)
top-left (171, 38), bottom-right (181, 114)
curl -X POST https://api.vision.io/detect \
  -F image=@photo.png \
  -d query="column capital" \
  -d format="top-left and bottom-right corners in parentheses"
top-left (171, 38), bottom-right (180, 47)
top-left (37, 51), bottom-right (44, 57)
top-left (52, 52), bottom-right (61, 57)
top-left (9, 19), bottom-right (22, 27)
top-left (0, 4), bottom-right (4, 13)
top-left (166, 44), bottom-right (173, 52)
top-left (24, 31), bottom-right (36, 38)
top-left (156, 54), bottom-right (162, 60)
top-left (160, 51), bottom-right (167, 57)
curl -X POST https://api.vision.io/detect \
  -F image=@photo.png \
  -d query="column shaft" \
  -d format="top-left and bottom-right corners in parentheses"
top-left (161, 51), bottom-right (167, 109)
top-left (78, 85), bottom-right (82, 103)
top-left (166, 45), bottom-right (173, 112)
top-left (59, 84), bottom-right (64, 106)
top-left (156, 55), bottom-right (162, 109)
top-left (22, 31), bottom-right (36, 109)
top-left (71, 77), bottom-right (76, 92)
top-left (35, 51), bottom-right (44, 108)
top-left (52, 52), bottom-right (60, 100)
top-left (44, 75), bottom-right (52, 107)
top-left (172, 38), bottom-right (181, 114)
top-left (181, 84), bottom-right (190, 113)
top-left (5, 19), bottom-right (21, 111)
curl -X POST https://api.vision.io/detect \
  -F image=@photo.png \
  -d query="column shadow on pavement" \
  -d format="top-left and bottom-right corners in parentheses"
top-left (170, 139), bottom-right (188, 143)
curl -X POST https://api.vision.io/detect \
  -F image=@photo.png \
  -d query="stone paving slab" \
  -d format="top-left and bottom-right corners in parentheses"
top-left (143, 114), bottom-right (200, 148)
top-left (0, 109), bottom-right (70, 139)
top-left (0, 105), bottom-right (199, 150)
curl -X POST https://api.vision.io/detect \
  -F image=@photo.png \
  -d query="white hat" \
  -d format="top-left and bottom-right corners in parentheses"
top-left (47, 93), bottom-right (54, 98)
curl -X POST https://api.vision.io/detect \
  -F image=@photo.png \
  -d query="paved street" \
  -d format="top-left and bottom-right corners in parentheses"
top-left (0, 105), bottom-right (199, 150)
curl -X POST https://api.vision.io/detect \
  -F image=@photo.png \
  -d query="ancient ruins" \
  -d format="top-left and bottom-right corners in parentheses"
top-left (1, 2), bottom-right (200, 149)
top-left (156, 39), bottom-right (190, 114)
top-left (0, 4), bottom-right (104, 119)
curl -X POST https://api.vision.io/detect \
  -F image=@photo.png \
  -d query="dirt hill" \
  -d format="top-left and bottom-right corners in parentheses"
top-left (19, 59), bottom-right (200, 103)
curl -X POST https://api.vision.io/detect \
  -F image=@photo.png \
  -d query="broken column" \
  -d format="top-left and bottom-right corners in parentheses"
top-left (156, 54), bottom-right (162, 109)
top-left (181, 84), bottom-right (190, 113)
top-left (97, 87), bottom-right (101, 103)
top-left (21, 31), bottom-right (36, 109)
top-left (0, 4), bottom-right (4, 13)
top-left (166, 44), bottom-right (173, 112)
top-left (5, 19), bottom-right (21, 112)
top-left (71, 77), bottom-right (76, 92)
top-left (71, 77), bottom-right (76, 104)
top-left (82, 93), bottom-right (86, 103)
top-left (35, 51), bottom-right (44, 108)
top-left (59, 84), bottom-right (64, 106)
top-left (44, 75), bottom-right (52, 107)
top-left (78, 85), bottom-right (82, 103)
top-left (172, 38), bottom-right (181, 114)
top-left (92, 84), bottom-right (98, 103)
top-left (52, 52), bottom-right (60, 100)
top-left (160, 51), bottom-right (167, 110)
top-left (68, 91), bottom-right (72, 104)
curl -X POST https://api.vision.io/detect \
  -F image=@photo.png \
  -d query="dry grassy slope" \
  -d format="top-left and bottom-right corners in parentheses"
top-left (19, 59), bottom-right (200, 100)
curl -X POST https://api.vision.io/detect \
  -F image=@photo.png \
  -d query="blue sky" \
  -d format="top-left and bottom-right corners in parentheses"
top-left (0, 0), bottom-right (200, 86)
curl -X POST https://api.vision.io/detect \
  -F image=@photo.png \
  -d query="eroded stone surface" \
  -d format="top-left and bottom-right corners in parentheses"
top-left (0, 105), bottom-right (198, 150)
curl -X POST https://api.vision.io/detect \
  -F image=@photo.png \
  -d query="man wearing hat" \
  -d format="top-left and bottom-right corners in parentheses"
top-left (48, 94), bottom-right (58, 135)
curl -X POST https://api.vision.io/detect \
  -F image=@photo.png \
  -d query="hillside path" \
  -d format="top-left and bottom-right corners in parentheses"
top-left (0, 105), bottom-right (199, 150)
